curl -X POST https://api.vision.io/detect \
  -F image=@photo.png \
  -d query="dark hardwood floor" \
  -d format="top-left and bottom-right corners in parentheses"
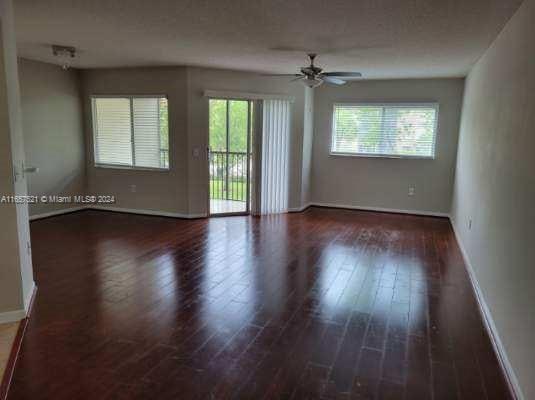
top-left (8, 208), bottom-right (510, 399)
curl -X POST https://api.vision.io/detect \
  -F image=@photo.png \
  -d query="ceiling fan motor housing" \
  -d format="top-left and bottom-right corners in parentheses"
top-left (301, 65), bottom-right (323, 77)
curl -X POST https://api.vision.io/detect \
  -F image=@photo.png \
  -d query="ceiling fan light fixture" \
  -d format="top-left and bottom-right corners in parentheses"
top-left (302, 76), bottom-right (323, 88)
top-left (264, 54), bottom-right (361, 88)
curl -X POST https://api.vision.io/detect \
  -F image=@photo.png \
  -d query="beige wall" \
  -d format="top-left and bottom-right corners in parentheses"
top-left (0, 0), bottom-right (34, 319)
top-left (78, 70), bottom-right (465, 217)
top-left (300, 87), bottom-right (314, 207)
top-left (311, 79), bottom-right (464, 214)
top-left (81, 67), bottom-right (190, 215)
top-left (80, 66), bottom-right (309, 216)
top-left (451, 0), bottom-right (535, 398)
top-left (19, 58), bottom-right (85, 217)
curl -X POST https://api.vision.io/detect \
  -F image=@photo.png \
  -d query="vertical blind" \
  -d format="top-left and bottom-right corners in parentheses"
top-left (331, 103), bottom-right (438, 158)
top-left (92, 96), bottom-right (169, 169)
top-left (260, 99), bottom-right (291, 215)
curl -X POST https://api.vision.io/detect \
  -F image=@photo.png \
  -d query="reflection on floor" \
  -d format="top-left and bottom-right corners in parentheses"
top-left (0, 322), bottom-right (19, 381)
top-left (210, 199), bottom-right (246, 214)
top-left (9, 208), bottom-right (511, 399)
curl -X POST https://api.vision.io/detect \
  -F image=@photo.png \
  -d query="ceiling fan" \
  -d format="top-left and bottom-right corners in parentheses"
top-left (266, 53), bottom-right (362, 88)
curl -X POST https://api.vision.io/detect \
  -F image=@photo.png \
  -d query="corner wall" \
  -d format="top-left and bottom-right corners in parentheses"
top-left (19, 58), bottom-right (85, 217)
top-left (450, 0), bottom-right (535, 398)
top-left (300, 86), bottom-right (314, 207)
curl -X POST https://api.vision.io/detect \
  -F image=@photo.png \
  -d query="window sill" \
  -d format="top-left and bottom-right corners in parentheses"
top-left (94, 164), bottom-right (170, 172)
top-left (329, 152), bottom-right (435, 160)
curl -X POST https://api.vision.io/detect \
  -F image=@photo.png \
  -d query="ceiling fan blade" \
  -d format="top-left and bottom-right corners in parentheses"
top-left (291, 75), bottom-right (305, 82)
top-left (322, 76), bottom-right (346, 85)
top-left (261, 73), bottom-right (302, 77)
top-left (269, 46), bottom-right (318, 53)
top-left (322, 72), bottom-right (362, 78)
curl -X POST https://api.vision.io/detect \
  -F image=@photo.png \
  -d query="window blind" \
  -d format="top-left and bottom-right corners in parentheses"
top-left (133, 98), bottom-right (161, 168)
top-left (260, 99), bottom-right (291, 215)
top-left (331, 103), bottom-right (438, 158)
top-left (93, 98), bottom-right (132, 166)
top-left (92, 96), bottom-right (169, 169)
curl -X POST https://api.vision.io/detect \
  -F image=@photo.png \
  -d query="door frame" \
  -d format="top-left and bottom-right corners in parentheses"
top-left (207, 98), bottom-right (255, 217)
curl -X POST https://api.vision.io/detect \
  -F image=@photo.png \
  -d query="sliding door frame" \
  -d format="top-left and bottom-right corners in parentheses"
top-left (250, 100), bottom-right (263, 216)
top-left (207, 98), bottom-right (255, 217)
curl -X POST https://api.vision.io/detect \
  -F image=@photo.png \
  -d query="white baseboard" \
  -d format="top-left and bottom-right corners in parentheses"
top-left (29, 202), bottom-right (448, 220)
top-left (88, 205), bottom-right (207, 219)
top-left (0, 309), bottom-right (27, 324)
top-left (310, 202), bottom-right (449, 218)
top-left (0, 282), bottom-right (36, 324)
top-left (29, 206), bottom-right (87, 221)
top-left (288, 203), bottom-right (312, 213)
top-left (30, 205), bottom-right (207, 220)
top-left (450, 219), bottom-right (524, 400)
top-left (30, 202), bottom-right (445, 220)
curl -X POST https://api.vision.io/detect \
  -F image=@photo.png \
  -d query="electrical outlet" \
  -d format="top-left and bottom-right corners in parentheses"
top-left (130, 184), bottom-right (137, 193)
top-left (468, 218), bottom-right (472, 230)
top-left (408, 186), bottom-right (415, 196)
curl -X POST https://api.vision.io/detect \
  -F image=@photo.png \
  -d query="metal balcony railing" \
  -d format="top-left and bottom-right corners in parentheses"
top-left (160, 148), bottom-right (169, 168)
top-left (209, 150), bottom-right (249, 202)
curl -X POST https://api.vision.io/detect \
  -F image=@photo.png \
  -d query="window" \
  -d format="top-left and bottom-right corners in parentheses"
top-left (92, 96), bottom-right (169, 169)
top-left (331, 103), bottom-right (438, 158)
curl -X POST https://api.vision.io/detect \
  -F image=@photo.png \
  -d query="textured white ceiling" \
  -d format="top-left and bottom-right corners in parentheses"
top-left (14, 0), bottom-right (523, 79)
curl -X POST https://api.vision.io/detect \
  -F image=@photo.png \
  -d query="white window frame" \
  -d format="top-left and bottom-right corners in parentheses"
top-left (330, 102), bottom-right (439, 160)
top-left (91, 94), bottom-right (170, 171)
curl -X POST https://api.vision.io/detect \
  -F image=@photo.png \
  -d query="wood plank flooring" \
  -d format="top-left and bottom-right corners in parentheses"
top-left (8, 208), bottom-right (510, 399)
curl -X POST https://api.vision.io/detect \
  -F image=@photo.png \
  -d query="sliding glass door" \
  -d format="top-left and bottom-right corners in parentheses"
top-left (208, 99), bottom-right (252, 215)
